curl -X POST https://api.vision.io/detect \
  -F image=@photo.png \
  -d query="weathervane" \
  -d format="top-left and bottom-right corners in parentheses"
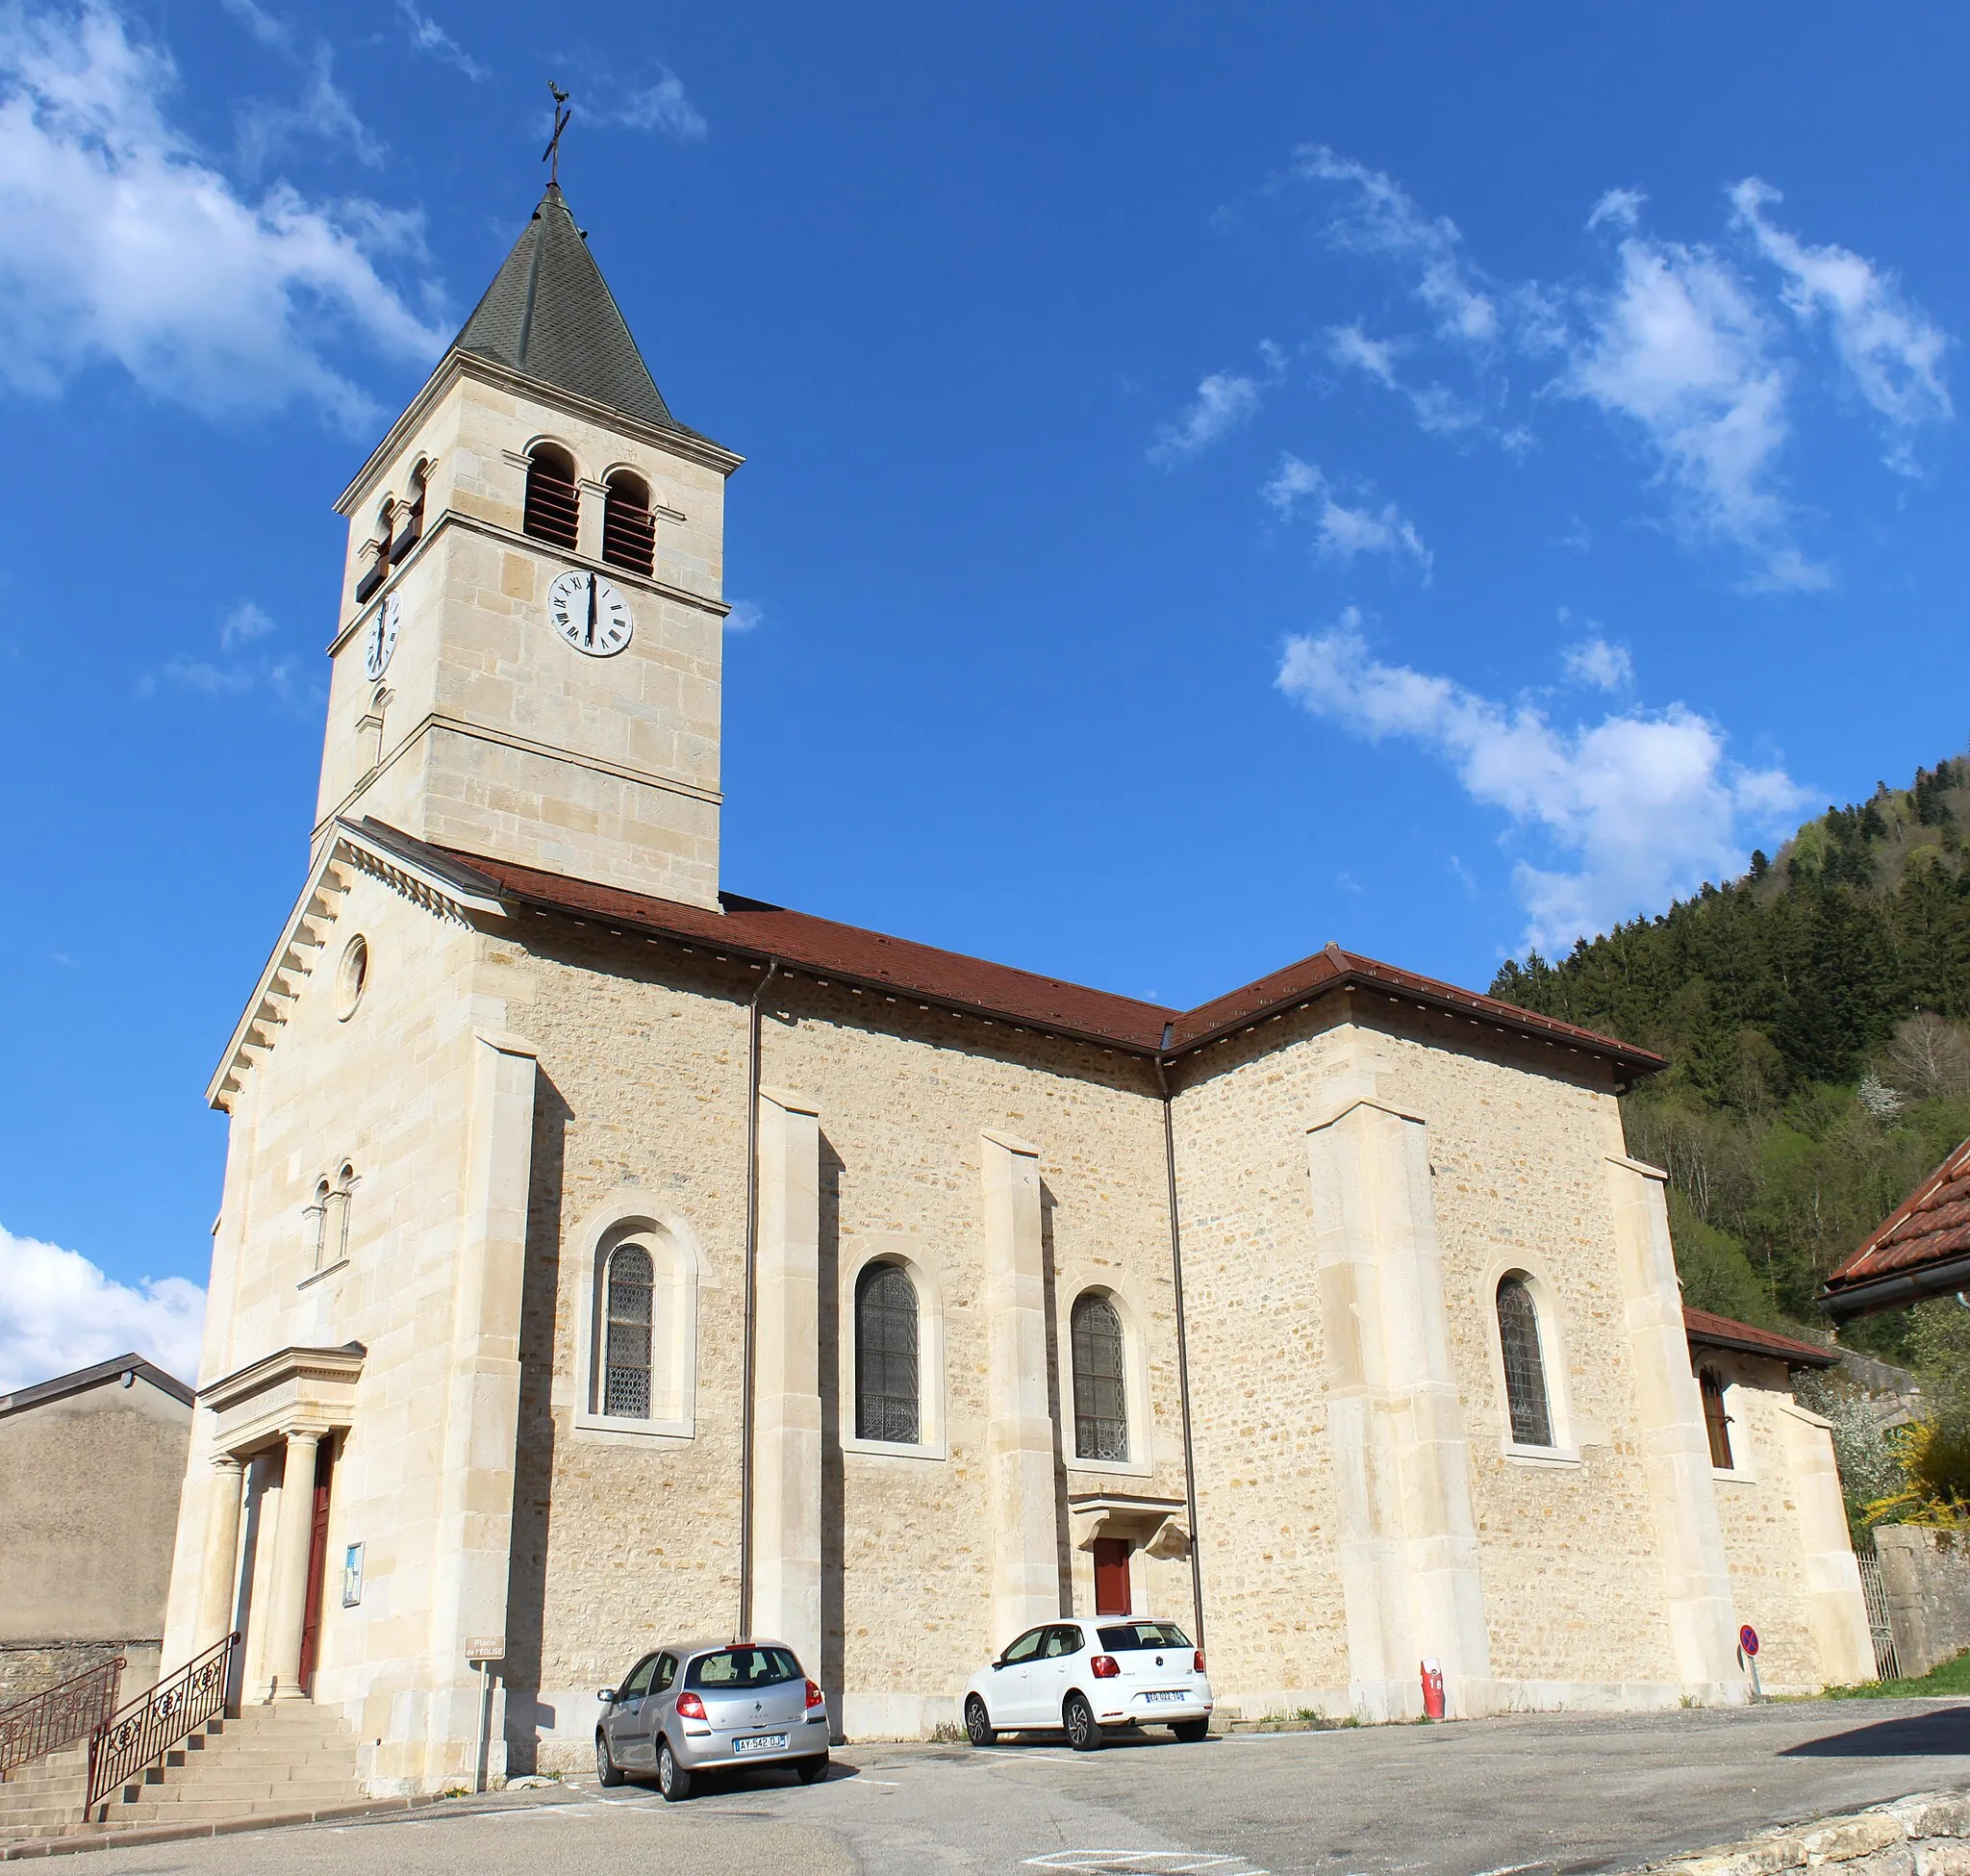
top-left (543, 83), bottom-right (571, 185)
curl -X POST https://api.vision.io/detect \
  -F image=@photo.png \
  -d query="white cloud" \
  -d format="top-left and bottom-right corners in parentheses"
top-left (1731, 177), bottom-right (1951, 464)
top-left (1562, 635), bottom-right (1631, 691)
top-left (0, 1223), bottom-right (206, 1393)
top-left (1327, 321), bottom-right (1400, 387)
top-left (1567, 226), bottom-right (1827, 591)
top-left (1296, 145), bottom-right (1498, 344)
top-left (1263, 453), bottom-right (1431, 575)
top-left (1149, 368), bottom-right (1261, 466)
top-left (1276, 612), bottom-right (1806, 949)
top-left (583, 67), bottom-right (707, 141)
top-left (0, 2), bottom-right (447, 428)
top-left (394, 0), bottom-right (485, 81)
top-left (1587, 187), bottom-right (1647, 233)
top-left (219, 598), bottom-right (274, 649)
top-left (725, 598), bottom-right (764, 632)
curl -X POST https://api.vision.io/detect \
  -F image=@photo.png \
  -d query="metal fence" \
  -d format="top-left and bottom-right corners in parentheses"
top-left (1858, 1546), bottom-right (1901, 1682)
top-left (0, 1658), bottom-right (123, 1779)
top-left (85, 1634), bottom-right (237, 1813)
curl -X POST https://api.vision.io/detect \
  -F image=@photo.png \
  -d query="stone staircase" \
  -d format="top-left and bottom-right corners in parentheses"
top-left (0, 1705), bottom-right (365, 1843)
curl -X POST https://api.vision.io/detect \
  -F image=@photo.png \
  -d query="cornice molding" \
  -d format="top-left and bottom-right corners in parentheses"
top-left (206, 821), bottom-right (509, 1111)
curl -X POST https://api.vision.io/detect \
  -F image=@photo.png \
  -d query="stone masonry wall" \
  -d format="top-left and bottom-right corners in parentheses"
top-left (1641, 1788), bottom-right (1970, 1876)
top-left (1876, 1526), bottom-right (1970, 1681)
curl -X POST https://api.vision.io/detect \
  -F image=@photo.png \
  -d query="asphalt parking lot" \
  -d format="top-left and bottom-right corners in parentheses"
top-left (47, 1699), bottom-right (1970, 1876)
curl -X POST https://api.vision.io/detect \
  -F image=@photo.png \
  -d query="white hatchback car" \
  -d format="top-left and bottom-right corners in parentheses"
top-left (962, 1618), bottom-right (1212, 1751)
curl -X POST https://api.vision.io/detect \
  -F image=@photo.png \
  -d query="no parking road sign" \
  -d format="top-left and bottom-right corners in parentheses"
top-left (1740, 1625), bottom-right (1759, 1658)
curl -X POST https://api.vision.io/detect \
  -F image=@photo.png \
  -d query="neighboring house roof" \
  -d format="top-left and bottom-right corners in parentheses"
top-left (1683, 1306), bottom-right (1837, 1369)
top-left (450, 183), bottom-right (683, 435)
top-left (385, 825), bottom-right (1663, 1077)
top-left (0, 1353), bottom-right (194, 1419)
top-left (1820, 1134), bottom-right (1970, 1321)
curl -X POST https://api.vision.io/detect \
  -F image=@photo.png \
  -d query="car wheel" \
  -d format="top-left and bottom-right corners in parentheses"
top-left (1063, 1692), bottom-right (1102, 1752)
top-left (1172, 1718), bottom-right (1210, 1743)
top-left (796, 1754), bottom-right (828, 1785)
top-left (965, 1695), bottom-right (997, 1748)
top-left (657, 1737), bottom-right (695, 1802)
top-left (594, 1730), bottom-right (624, 1787)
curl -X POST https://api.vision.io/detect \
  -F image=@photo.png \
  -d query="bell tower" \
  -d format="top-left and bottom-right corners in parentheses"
top-left (314, 182), bottom-right (742, 911)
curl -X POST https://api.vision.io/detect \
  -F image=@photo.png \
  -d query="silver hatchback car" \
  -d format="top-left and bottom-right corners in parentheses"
top-left (594, 1639), bottom-right (829, 1801)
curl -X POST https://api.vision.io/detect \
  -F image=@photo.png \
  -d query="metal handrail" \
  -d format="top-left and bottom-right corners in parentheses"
top-left (85, 1634), bottom-right (238, 1812)
top-left (0, 1658), bottom-right (123, 1778)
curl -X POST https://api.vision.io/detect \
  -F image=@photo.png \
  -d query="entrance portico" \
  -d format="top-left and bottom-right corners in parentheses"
top-left (195, 1345), bottom-right (364, 1704)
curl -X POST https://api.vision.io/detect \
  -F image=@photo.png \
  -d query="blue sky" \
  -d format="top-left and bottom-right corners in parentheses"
top-left (3, 1), bottom-right (1965, 1383)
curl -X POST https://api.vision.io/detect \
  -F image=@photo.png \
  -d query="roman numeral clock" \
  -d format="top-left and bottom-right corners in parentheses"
top-left (548, 569), bottom-right (634, 657)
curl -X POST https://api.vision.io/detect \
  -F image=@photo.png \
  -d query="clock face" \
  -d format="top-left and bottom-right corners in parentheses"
top-left (362, 592), bottom-right (400, 680)
top-left (547, 570), bottom-right (633, 657)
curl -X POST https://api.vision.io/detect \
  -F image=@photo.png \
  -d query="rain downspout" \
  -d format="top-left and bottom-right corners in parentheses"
top-left (738, 956), bottom-right (780, 1640)
top-left (1155, 1020), bottom-right (1207, 1653)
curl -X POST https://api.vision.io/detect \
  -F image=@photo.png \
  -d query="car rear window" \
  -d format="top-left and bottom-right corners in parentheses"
top-left (1097, 1622), bottom-right (1192, 1652)
top-left (686, 1647), bottom-right (803, 1690)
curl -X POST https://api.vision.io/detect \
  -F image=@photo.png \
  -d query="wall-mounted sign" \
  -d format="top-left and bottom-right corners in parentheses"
top-left (341, 1542), bottom-right (365, 1608)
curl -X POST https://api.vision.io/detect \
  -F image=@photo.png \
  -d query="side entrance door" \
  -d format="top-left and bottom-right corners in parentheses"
top-left (1093, 1539), bottom-right (1132, 1616)
top-left (296, 1440), bottom-right (336, 1694)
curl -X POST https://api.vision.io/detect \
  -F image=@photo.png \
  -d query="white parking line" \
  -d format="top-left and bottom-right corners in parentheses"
top-left (1023, 1853), bottom-right (1268, 1874)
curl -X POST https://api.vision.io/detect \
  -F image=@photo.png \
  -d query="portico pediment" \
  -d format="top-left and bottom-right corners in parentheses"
top-left (201, 1342), bottom-right (366, 1458)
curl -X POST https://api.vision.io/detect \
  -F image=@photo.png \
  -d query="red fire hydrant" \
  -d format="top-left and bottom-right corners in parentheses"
top-left (1420, 1658), bottom-right (1446, 1720)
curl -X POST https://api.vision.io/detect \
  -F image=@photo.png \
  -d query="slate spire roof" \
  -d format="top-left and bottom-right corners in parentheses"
top-left (450, 182), bottom-right (679, 431)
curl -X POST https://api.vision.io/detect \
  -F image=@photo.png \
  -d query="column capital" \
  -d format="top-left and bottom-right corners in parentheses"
top-left (210, 1451), bottom-right (247, 1473)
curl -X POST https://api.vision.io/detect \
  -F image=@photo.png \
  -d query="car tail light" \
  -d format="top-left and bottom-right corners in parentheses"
top-left (1091, 1655), bottom-right (1121, 1679)
top-left (1194, 1650), bottom-right (1206, 1674)
top-left (675, 1691), bottom-right (706, 1720)
top-left (805, 1680), bottom-right (825, 1711)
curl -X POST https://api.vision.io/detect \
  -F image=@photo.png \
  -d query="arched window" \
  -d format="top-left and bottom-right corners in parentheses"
top-left (1071, 1293), bottom-right (1128, 1462)
top-left (601, 470), bottom-right (654, 576)
top-left (603, 1243), bottom-right (655, 1419)
top-left (305, 1178), bottom-right (331, 1270)
top-left (1496, 1275), bottom-right (1553, 1448)
top-left (391, 460), bottom-right (428, 564)
top-left (522, 443), bottom-right (580, 551)
top-left (1700, 1370), bottom-right (1734, 1470)
top-left (855, 1262), bottom-right (920, 1443)
top-left (356, 501), bottom-right (391, 602)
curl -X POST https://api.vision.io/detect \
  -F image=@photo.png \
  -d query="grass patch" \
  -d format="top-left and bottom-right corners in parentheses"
top-left (1824, 1649), bottom-right (1970, 1699)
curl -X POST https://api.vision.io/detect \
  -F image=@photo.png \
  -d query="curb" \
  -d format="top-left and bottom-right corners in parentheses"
top-left (1635, 1787), bottom-right (1970, 1876)
top-left (0, 1793), bottom-right (444, 1859)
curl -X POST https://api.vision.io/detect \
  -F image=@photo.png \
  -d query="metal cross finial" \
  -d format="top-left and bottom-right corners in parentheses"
top-left (543, 83), bottom-right (572, 185)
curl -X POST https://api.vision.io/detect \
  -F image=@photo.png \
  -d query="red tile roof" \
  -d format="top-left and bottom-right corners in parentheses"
top-left (410, 831), bottom-right (1663, 1076)
top-left (1683, 1306), bottom-right (1836, 1369)
top-left (1824, 1135), bottom-right (1970, 1301)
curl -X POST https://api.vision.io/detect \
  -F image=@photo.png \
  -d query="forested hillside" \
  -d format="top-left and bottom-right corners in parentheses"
top-left (1491, 757), bottom-right (1970, 1361)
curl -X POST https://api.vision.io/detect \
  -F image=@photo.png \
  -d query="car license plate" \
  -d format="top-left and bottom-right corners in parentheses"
top-left (1145, 1690), bottom-right (1186, 1705)
top-left (733, 1733), bottom-right (788, 1755)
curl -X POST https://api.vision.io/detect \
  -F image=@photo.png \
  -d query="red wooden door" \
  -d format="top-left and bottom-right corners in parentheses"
top-left (296, 1441), bottom-right (335, 1694)
top-left (1093, 1539), bottom-right (1131, 1616)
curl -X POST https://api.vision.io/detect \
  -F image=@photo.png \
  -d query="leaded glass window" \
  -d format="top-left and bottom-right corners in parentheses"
top-left (855, 1262), bottom-right (920, 1443)
top-left (1072, 1293), bottom-right (1128, 1463)
top-left (604, 1244), bottom-right (655, 1419)
top-left (1496, 1275), bottom-right (1553, 1448)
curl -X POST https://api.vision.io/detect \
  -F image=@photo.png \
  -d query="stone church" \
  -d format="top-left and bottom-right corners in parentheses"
top-left (160, 181), bottom-right (1874, 1794)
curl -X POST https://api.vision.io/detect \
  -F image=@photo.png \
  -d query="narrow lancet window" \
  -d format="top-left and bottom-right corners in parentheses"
top-left (1496, 1274), bottom-right (1553, 1447)
top-left (855, 1262), bottom-right (920, 1443)
top-left (1701, 1370), bottom-right (1734, 1469)
top-left (604, 1244), bottom-right (655, 1419)
top-left (1071, 1293), bottom-right (1128, 1462)
top-left (601, 470), bottom-right (655, 576)
top-left (522, 444), bottom-right (580, 552)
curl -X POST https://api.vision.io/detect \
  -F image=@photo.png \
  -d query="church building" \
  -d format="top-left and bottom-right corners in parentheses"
top-left (160, 181), bottom-right (1874, 1794)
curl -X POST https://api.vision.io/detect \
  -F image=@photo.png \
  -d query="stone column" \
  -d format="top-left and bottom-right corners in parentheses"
top-left (1308, 1097), bottom-right (1492, 1721)
top-left (422, 1031), bottom-right (538, 1783)
top-left (262, 1430), bottom-right (321, 1702)
top-left (576, 479), bottom-right (608, 561)
top-left (196, 1456), bottom-right (247, 1651)
top-left (980, 1129), bottom-right (1061, 1647)
top-left (752, 1086), bottom-right (824, 1673)
top-left (1605, 1153), bottom-right (1741, 1697)
top-left (1780, 1402), bottom-right (1876, 1686)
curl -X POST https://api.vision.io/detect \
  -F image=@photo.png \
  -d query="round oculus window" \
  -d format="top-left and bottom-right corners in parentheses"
top-left (335, 933), bottom-right (369, 1021)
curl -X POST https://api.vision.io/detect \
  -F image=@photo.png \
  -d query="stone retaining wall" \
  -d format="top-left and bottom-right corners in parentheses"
top-left (1645, 1788), bottom-right (1970, 1876)
top-left (1876, 1529), bottom-right (1970, 1681)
